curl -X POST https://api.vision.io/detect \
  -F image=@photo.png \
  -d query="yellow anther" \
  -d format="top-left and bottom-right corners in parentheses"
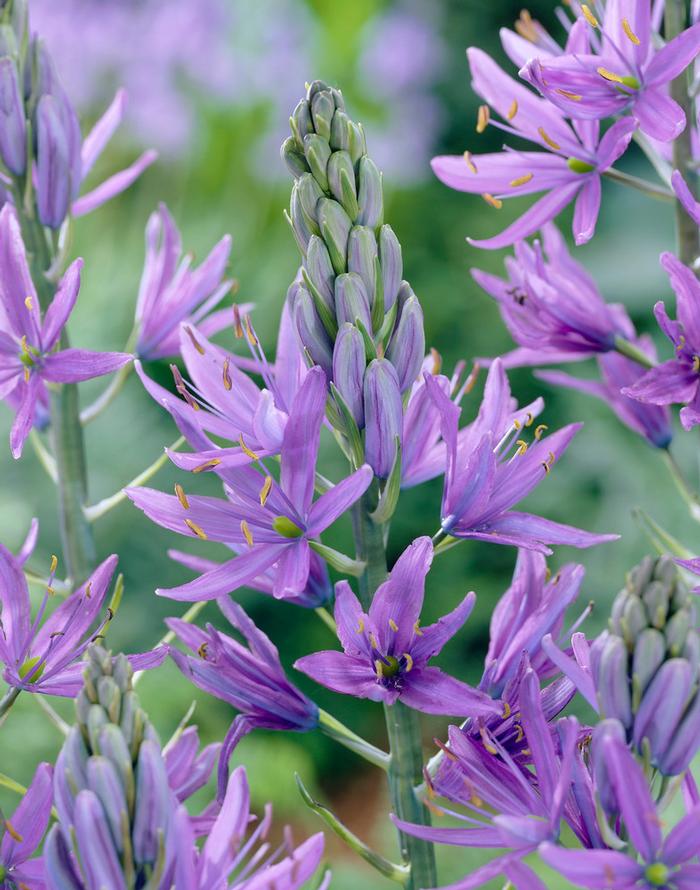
top-left (185, 325), bottom-right (205, 355)
top-left (175, 483), bottom-right (189, 510)
top-left (677, 334), bottom-right (687, 351)
top-left (537, 127), bottom-right (561, 150)
top-left (238, 435), bottom-right (259, 461)
top-left (244, 316), bottom-right (258, 346)
top-left (192, 457), bottom-right (221, 474)
top-left (46, 586), bottom-right (55, 596)
top-left (521, 748), bottom-right (531, 756)
top-left (515, 9), bottom-right (537, 42)
top-left (480, 728), bottom-right (498, 755)
top-left (424, 799), bottom-right (446, 818)
top-left (413, 620), bottom-right (424, 637)
top-left (509, 172), bottom-right (534, 188)
top-left (20, 335), bottom-right (30, 355)
top-left (515, 439), bottom-right (528, 456)
top-left (222, 357), bottom-right (232, 391)
top-left (513, 418), bottom-right (522, 431)
top-left (369, 633), bottom-right (379, 649)
top-left (240, 520), bottom-right (254, 548)
top-left (85, 582), bottom-right (92, 599)
top-left (463, 151), bottom-right (478, 174)
top-left (534, 424), bottom-right (548, 440)
top-left (374, 658), bottom-right (384, 678)
top-left (621, 17), bottom-right (640, 44)
top-left (197, 642), bottom-right (209, 659)
top-left (23, 367), bottom-right (30, 382)
top-left (184, 518), bottom-right (208, 540)
top-left (430, 347), bottom-right (443, 375)
top-left (259, 475), bottom-right (273, 506)
top-left (693, 355), bottom-right (700, 373)
top-left (553, 571), bottom-right (562, 584)
top-left (597, 67), bottom-right (624, 84)
top-left (556, 88), bottom-right (582, 101)
top-left (233, 305), bottom-right (244, 339)
top-left (470, 792), bottom-right (484, 808)
top-left (476, 104), bottom-right (490, 133)
top-left (50, 554), bottom-right (58, 573)
top-left (4, 820), bottom-right (22, 842)
top-left (357, 617), bottom-right (365, 633)
top-left (465, 363), bottom-right (480, 393)
top-left (482, 192), bottom-right (502, 209)
top-left (541, 451), bottom-right (556, 474)
top-left (389, 618), bottom-right (399, 632)
top-left (24, 296), bottom-right (33, 310)
top-left (581, 4), bottom-right (599, 27)
top-left (525, 412), bottom-right (534, 427)
top-left (545, 566), bottom-right (552, 581)
top-left (503, 701), bottom-right (512, 719)
top-left (403, 652), bottom-right (414, 672)
top-left (507, 99), bottom-right (518, 120)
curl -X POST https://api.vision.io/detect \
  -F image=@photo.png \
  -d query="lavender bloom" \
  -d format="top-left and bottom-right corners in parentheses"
top-left (426, 358), bottom-right (618, 552)
top-left (128, 367), bottom-right (373, 601)
top-left (394, 667), bottom-right (581, 889)
top-left (472, 224), bottom-right (635, 365)
top-left (624, 252), bottom-right (700, 430)
top-left (295, 537), bottom-right (500, 718)
top-left (135, 204), bottom-right (234, 359)
top-left (0, 762), bottom-right (52, 888)
top-left (0, 205), bottom-right (132, 458)
top-left (167, 597), bottom-right (319, 798)
top-left (0, 526), bottom-right (165, 696)
top-left (540, 732), bottom-right (700, 889)
top-left (364, 358), bottom-right (403, 478)
top-left (537, 337), bottom-right (673, 448)
top-left (522, 7), bottom-right (700, 142)
top-left (671, 169), bottom-right (700, 227)
top-left (432, 45), bottom-right (636, 248)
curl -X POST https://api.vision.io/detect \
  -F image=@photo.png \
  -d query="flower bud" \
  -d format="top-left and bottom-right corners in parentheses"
top-left (0, 56), bottom-right (25, 174)
top-left (592, 633), bottom-right (632, 728)
top-left (310, 88), bottom-right (335, 141)
top-left (281, 135), bottom-right (309, 179)
top-left (330, 109), bottom-right (351, 152)
top-left (386, 293), bottom-right (425, 392)
top-left (591, 719), bottom-right (626, 817)
top-left (86, 757), bottom-right (129, 853)
top-left (133, 739), bottom-right (173, 864)
top-left (347, 226), bottom-right (378, 305)
top-left (333, 324), bottom-right (366, 427)
top-left (303, 133), bottom-right (330, 191)
top-left (364, 358), bottom-right (402, 477)
top-left (334, 272), bottom-right (372, 332)
top-left (35, 92), bottom-right (80, 228)
top-left (291, 98), bottom-right (313, 144)
top-left (296, 171), bottom-right (324, 228)
top-left (293, 285), bottom-right (333, 376)
top-left (318, 197), bottom-right (352, 275)
top-left (327, 149), bottom-right (359, 220)
top-left (379, 224), bottom-right (402, 311)
top-left (631, 628), bottom-right (665, 700)
top-left (633, 659), bottom-right (693, 763)
top-left (305, 235), bottom-right (335, 310)
top-left (357, 156), bottom-right (383, 227)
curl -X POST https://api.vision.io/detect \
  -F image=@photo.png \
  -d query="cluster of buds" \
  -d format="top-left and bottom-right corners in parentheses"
top-left (45, 645), bottom-right (178, 888)
top-left (281, 80), bottom-right (425, 477)
top-left (591, 556), bottom-right (700, 775)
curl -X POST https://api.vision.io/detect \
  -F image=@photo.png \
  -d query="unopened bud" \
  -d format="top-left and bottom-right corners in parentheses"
top-left (293, 286), bottom-right (333, 376)
top-left (310, 88), bottom-right (335, 141)
top-left (386, 292), bottom-right (425, 392)
top-left (357, 156), bottom-right (383, 228)
top-left (281, 136), bottom-right (309, 179)
top-left (318, 197), bottom-right (352, 275)
top-left (333, 324), bottom-right (366, 427)
top-left (0, 56), bottom-right (24, 174)
top-left (347, 226), bottom-right (378, 306)
top-left (327, 149), bottom-right (359, 220)
top-left (335, 272), bottom-right (372, 332)
top-left (364, 358), bottom-right (402, 478)
top-left (305, 235), bottom-right (335, 310)
top-left (303, 133), bottom-right (331, 191)
top-left (379, 225), bottom-right (402, 311)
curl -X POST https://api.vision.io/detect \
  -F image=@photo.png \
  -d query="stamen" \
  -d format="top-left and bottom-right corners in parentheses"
top-left (515, 10), bottom-right (538, 43)
top-left (514, 439), bottom-right (528, 456)
top-left (545, 566), bottom-right (552, 581)
top-left (222, 357), bottom-right (232, 391)
top-left (85, 583), bottom-right (92, 599)
top-left (534, 424), bottom-right (548, 440)
top-left (233, 305), bottom-right (244, 338)
top-left (476, 104), bottom-right (490, 133)
top-left (184, 518), bottom-right (208, 540)
top-left (581, 4), bottom-right (598, 27)
top-left (240, 520), bottom-right (254, 548)
top-left (507, 99), bottom-right (518, 120)
top-left (509, 173), bottom-right (534, 187)
top-left (259, 475), bottom-right (273, 506)
top-left (170, 365), bottom-right (200, 411)
top-left (621, 17), bottom-right (640, 44)
top-left (430, 347), bottom-right (443, 375)
top-left (537, 127), bottom-right (561, 150)
top-left (541, 451), bottom-right (556, 474)
top-left (244, 316), bottom-right (258, 347)
top-left (693, 355), bottom-right (700, 372)
top-left (239, 435), bottom-right (259, 461)
top-left (4, 820), bottom-right (22, 842)
top-left (423, 798), bottom-right (445, 818)
top-left (184, 325), bottom-right (205, 355)
top-left (50, 554), bottom-right (58, 574)
top-left (197, 642), bottom-right (209, 659)
top-left (482, 193), bottom-right (502, 209)
top-left (413, 620), bottom-right (423, 637)
top-left (433, 737), bottom-right (457, 761)
top-left (556, 88), bottom-right (582, 101)
top-left (465, 363), bottom-right (480, 393)
top-left (677, 335), bottom-right (686, 351)
top-left (374, 658), bottom-right (384, 678)
top-left (23, 367), bottom-right (30, 382)
top-left (369, 632), bottom-right (379, 649)
top-left (175, 483), bottom-right (189, 510)
top-left (403, 652), bottom-right (414, 672)
top-left (24, 296), bottom-right (33, 311)
top-left (463, 151), bottom-right (478, 174)
top-left (192, 458), bottom-right (221, 474)
top-left (524, 412), bottom-right (534, 427)
top-left (597, 66), bottom-right (624, 84)
top-left (479, 727), bottom-right (498, 755)
top-left (357, 617), bottom-right (365, 633)
top-left (503, 701), bottom-right (511, 719)
top-left (388, 618), bottom-right (398, 632)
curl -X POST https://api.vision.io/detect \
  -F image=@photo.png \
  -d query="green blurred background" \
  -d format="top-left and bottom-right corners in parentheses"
top-left (0, 1), bottom-right (693, 886)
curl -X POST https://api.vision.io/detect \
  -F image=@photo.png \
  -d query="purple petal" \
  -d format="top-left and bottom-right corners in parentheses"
top-left (671, 170), bottom-right (700, 227)
top-left (72, 149), bottom-right (158, 217)
top-left (634, 89), bottom-right (685, 142)
top-left (400, 666), bottom-right (501, 717)
top-left (663, 806), bottom-right (700, 866)
top-left (646, 23), bottom-right (700, 86)
top-left (81, 89), bottom-right (127, 178)
top-left (40, 259), bottom-right (82, 351)
top-left (333, 580), bottom-right (368, 657)
top-left (0, 762), bottom-right (52, 867)
top-left (572, 177), bottom-right (601, 246)
top-left (410, 592), bottom-right (476, 663)
top-left (73, 790), bottom-right (128, 889)
top-left (0, 204), bottom-right (40, 343)
top-left (307, 464), bottom-right (373, 536)
top-left (482, 512), bottom-right (620, 550)
top-left (41, 349), bottom-right (132, 383)
top-left (157, 547), bottom-right (281, 601)
top-left (622, 359), bottom-right (698, 405)
top-left (10, 375), bottom-right (40, 459)
top-left (280, 366), bottom-right (327, 516)
top-left (538, 842), bottom-right (641, 888)
top-left (294, 651), bottom-right (383, 701)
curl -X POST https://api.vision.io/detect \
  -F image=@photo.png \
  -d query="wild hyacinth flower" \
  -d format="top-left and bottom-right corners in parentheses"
top-left (0, 762), bottom-right (53, 888)
top-left (167, 597), bottom-right (319, 798)
top-left (0, 527), bottom-right (164, 696)
top-left (174, 767), bottom-right (328, 890)
top-left (522, 6), bottom-right (700, 142)
top-left (472, 224), bottom-right (636, 366)
top-left (135, 204), bottom-right (234, 359)
top-left (538, 338), bottom-right (673, 448)
top-left (45, 645), bottom-right (179, 889)
top-left (624, 252), bottom-right (700, 430)
top-left (426, 358), bottom-right (617, 552)
top-left (296, 537), bottom-right (500, 718)
top-left (0, 204), bottom-right (131, 457)
top-left (394, 667), bottom-right (580, 890)
top-left (128, 367), bottom-right (373, 601)
top-left (540, 731), bottom-right (700, 889)
top-left (431, 44), bottom-right (636, 248)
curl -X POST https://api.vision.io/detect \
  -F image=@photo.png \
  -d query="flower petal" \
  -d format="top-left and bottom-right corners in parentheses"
top-left (41, 349), bottom-right (132, 383)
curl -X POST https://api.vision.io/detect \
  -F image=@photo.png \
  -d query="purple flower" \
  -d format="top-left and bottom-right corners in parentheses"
top-left (522, 7), bottom-right (700, 142)
top-left (0, 524), bottom-right (165, 696)
top-left (173, 766), bottom-right (328, 890)
top-left (472, 224), bottom-right (635, 365)
top-left (128, 366), bottom-right (373, 601)
top-left (537, 337), bottom-right (673, 448)
top-left (135, 204), bottom-right (234, 359)
top-left (167, 597), bottom-right (319, 798)
top-left (624, 252), bottom-right (700, 430)
top-left (164, 725), bottom-right (221, 835)
top-left (0, 762), bottom-right (53, 888)
top-left (0, 204), bottom-right (132, 457)
top-left (426, 358), bottom-right (618, 553)
top-left (295, 536), bottom-right (500, 718)
top-left (393, 667), bottom-right (581, 889)
top-left (431, 44), bottom-right (636, 248)
top-left (540, 733), bottom-right (700, 889)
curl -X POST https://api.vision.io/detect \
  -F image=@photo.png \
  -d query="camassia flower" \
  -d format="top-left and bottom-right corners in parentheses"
top-left (431, 43), bottom-right (636, 248)
top-left (128, 367), bottom-right (373, 601)
top-left (0, 204), bottom-right (132, 457)
top-left (295, 536), bottom-right (501, 718)
top-left (135, 204), bottom-right (235, 359)
top-left (522, 4), bottom-right (700, 142)
top-left (0, 762), bottom-right (53, 888)
top-left (624, 252), bottom-right (700, 430)
top-left (426, 358), bottom-right (618, 552)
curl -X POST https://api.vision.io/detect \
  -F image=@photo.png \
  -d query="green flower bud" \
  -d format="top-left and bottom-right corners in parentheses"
top-left (281, 136), bottom-right (309, 179)
top-left (327, 149), bottom-right (359, 219)
top-left (311, 88), bottom-right (335, 141)
top-left (357, 156), bottom-right (383, 228)
top-left (303, 133), bottom-right (331, 191)
top-left (347, 226), bottom-right (377, 304)
top-left (305, 234), bottom-right (335, 309)
top-left (318, 197), bottom-right (352, 275)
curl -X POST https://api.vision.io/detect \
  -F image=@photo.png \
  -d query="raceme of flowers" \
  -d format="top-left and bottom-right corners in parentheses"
top-left (1, 2), bottom-right (700, 890)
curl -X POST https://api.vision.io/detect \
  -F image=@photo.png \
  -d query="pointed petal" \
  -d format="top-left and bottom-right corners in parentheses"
top-left (572, 177), bottom-right (601, 246)
top-left (635, 89), bottom-right (685, 142)
top-left (10, 375), bottom-right (40, 459)
top-left (483, 512), bottom-right (620, 550)
top-left (307, 464), bottom-right (373, 535)
top-left (281, 365), bottom-right (327, 515)
top-left (157, 547), bottom-right (282, 601)
top-left (646, 23), bottom-right (700, 86)
top-left (80, 89), bottom-right (127, 178)
top-left (622, 360), bottom-right (698, 405)
top-left (72, 149), bottom-right (158, 217)
top-left (0, 761), bottom-right (52, 866)
top-left (41, 349), bottom-right (132, 383)
top-left (40, 258), bottom-right (82, 351)
top-left (333, 580), bottom-right (368, 656)
top-left (538, 842), bottom-right (641, 888)
top-left (400, 666), bottom-right (501, 718)
top-left (411, 592), bottom-right (476, 662)
top-left (294, 651), bottom-right (383, 700)
top-left (663, 806), bottom-right (700, 866)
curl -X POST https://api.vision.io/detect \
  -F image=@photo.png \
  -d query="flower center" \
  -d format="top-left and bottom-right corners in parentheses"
top-left (376, 654), bottom-right (401, 679)
top-left (18, 656), bottom-right (45, 682)
top-left (644, 863), bottom-right (669, 887)
top-left (567, 158), bottom-right (596, 174)
top-left (272, 516), bottom-right (304, 538)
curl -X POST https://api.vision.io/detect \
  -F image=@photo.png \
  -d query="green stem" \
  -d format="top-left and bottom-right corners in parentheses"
top-left (662, 449), bottom-right (700, 521)
top-left (351, 490), bottom-right (437, 890)
top-left (318, 709), bottom-right (390, 771)
top-left (613, 335), bottom-right (656, 369)
top-left (603, 168), bottom-right (675, 202)
top-left (0, 686), bottom-right (21, 724)
top-left (666, 0), bottom-right (700, 267)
